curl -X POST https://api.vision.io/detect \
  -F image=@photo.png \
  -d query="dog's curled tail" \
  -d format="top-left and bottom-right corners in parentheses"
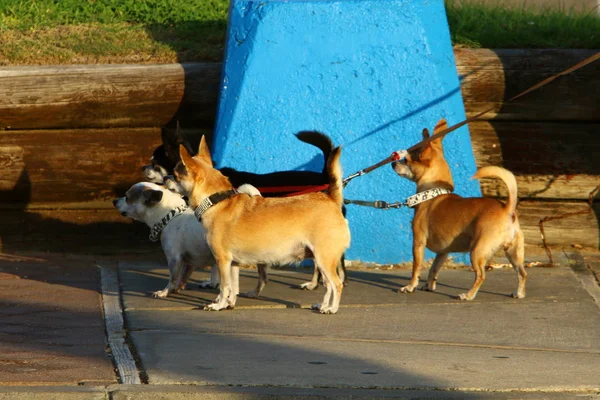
top-left (326, 146), bottom-right (344, 206)
top-left (295, 131), bottom-right (334, 173)
top-left (472, 166), bottom-right (518, 214)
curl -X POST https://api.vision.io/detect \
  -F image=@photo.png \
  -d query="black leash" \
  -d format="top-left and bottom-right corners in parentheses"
top-left (344, 198), bottom-right (408, 209)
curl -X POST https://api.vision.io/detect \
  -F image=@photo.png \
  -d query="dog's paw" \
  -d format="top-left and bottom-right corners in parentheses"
top-left (245, 290), bottom-right (258, 298)
top-left (203, 302), bottom-right (228, 311)
top-left (512, 292), bottom-right (526, 299)
top-left (457, 293), bottom-right (474, 301)
top-left (299, 282), bottom-right (318, 291)
top-left (311, 303), bottom-right (321, 310)
top-left (198, 280), bottom-right (219, 289)
top-left (422, 282), bottom-right (436, 292)
top-left (398, 285), bottom-right (416, 294)
top-left (152, 289), bottom-right (169, 298)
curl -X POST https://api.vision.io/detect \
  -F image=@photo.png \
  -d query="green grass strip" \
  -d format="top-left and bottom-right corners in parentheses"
top-left (0, 0), bottom-right (598, 65)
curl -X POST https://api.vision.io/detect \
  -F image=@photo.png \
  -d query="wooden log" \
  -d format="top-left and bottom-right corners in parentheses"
top-left (0, 128), bottom-right (160, 205)
top-left (0, 127), bottom-right (210, 206)
top-left (0, 49), bottom-right (596, 129)
top-left (455, 49), bottom-right (599, 121)
top-left (0, 122), bottom-right (597, 205)
top-left (469, 121), bottom-right (600, 200)
top-left (517, 200), bottom-right (599, 249)
top-left (0, 200), bottom-right (597, 252)
top-left (0, 63), bottom-right (221, 129)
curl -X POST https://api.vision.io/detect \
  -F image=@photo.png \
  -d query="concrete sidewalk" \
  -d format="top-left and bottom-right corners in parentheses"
top-left (1, 250), bottom-right (600, 399)
top-left (115, 250), bottom-right (600, 396)
top-left (0, 253), bottom-right (116, 387)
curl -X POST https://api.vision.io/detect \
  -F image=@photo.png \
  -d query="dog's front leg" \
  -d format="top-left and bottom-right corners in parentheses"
top-left (204, 257), bottom-right (235, 311)
top-left (246, 263), bottom-right (268, 298)
top-left (422, 253), bottom-right (448, 292)
top-left (153, 258), bottom-right (184, 298)
top-left (399, 237), bottom-right (426, 293)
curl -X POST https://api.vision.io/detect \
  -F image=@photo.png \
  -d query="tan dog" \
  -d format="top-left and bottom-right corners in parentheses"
top-left (391, 119), bottom-right (526, 300)
top-left (175, 136), bottom-right (350, 314)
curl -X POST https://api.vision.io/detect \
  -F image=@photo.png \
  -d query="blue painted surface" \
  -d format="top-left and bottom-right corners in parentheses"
top-left (214, 0), bottom-right (480, 264)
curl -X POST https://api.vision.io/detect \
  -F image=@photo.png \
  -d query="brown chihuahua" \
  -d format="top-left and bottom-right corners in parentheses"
top-left (174, 136), bottom-right (350, 314)
top-left (391, 119), bottom-right (526, 301)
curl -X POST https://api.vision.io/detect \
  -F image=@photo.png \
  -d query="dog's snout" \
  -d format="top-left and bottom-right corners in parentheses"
top-left (112, 199), bottom-right (118, 207)
top-left (141, 165), bottom-right (151, 172)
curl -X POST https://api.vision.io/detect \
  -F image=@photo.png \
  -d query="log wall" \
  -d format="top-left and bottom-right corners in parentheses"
top-left (0, 49), bottom-right (598, 253)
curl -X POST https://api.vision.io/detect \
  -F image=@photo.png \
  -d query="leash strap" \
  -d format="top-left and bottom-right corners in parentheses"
top-left (149, 205), bottom-right (189, 242)
top-left (344, 198), bottom-right (407, 209)
top-left (344, 188), bottom-right (452, 210)
top-left (194, 189), bottom-right (238, 220)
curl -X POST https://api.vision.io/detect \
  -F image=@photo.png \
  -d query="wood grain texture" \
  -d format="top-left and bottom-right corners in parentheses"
top-left (455, 49), bottom-right (599, 121)
top-left (469, 121), bottom-right (600, 200)
top-left (0, 49), bottom-right (596, 129)
top-left (0, 128), bottom-right (160, 204)
top-left (0, 63), bottom-right (220, 129)
top-left (517, 200), bottom-right (599, 248)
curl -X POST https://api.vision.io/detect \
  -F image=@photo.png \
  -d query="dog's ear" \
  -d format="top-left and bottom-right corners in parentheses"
top-left (197, 136), bottom-right (213, 167)
top-left (179, 144), bottom-right (194, 169)
top-left (431, 118), bottom-right (447, 148)
top-left (418, 145), bottom-right (433, 167)
top-left (433, 118), bottom-right (447, 134)
top-left (422, 128), bottom-right (430, 139)
top-left (142, 189), bottom-right (163, 206)
top-left (174, 121), bottom-right (185, 142)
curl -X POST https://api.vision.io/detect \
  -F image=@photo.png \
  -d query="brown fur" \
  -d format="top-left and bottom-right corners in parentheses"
top-left (392, 118), bottom-right (526, 300)
top-left (175, 136), bottom-right (350, 313)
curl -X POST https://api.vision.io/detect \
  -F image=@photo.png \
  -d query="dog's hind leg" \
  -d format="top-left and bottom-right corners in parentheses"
top-left (338, 254), bottom-right (348, 287)
top-left (246, 263), bottom-right (269, 298)
top-left (458, 245), bottom-right (490, 301)
top-left (312, 254), bottom-right (343, 314)
top-left (423, 253), bottom-right (448, 292)
top-left (231, 266), bottom-right (240, 296)
top-left (199, 265), bottom-right (220, 289)
top-left (153, 258), bottom-right (184, 298)
top-left (505, 228), bottom-right (527, 299)
top-left (178, 264), bottom-right (195, 291)
top-left (299, 264), bottom-right (320, 290)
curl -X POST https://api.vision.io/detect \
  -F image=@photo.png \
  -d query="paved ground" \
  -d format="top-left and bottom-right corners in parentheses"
top-left (1, 249), bottom-right (599, 399)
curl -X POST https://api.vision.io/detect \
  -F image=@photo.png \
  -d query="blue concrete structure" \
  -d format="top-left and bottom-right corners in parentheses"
top-left (213, 0), bottom-right (480, 264)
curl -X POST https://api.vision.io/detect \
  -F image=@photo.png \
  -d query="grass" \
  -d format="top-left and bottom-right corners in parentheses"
top-left (0, 0), bottom-right (598, 65)
top-left (445, 0), bottom-right (600, 48)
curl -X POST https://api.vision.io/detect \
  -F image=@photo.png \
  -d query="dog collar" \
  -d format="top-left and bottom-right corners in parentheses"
top-left (149, 205), bottom-right (188, 242)
top-left (406, 188), bottom-right (452, 208)
top-left (194, 189), bottom-right (239, 220)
